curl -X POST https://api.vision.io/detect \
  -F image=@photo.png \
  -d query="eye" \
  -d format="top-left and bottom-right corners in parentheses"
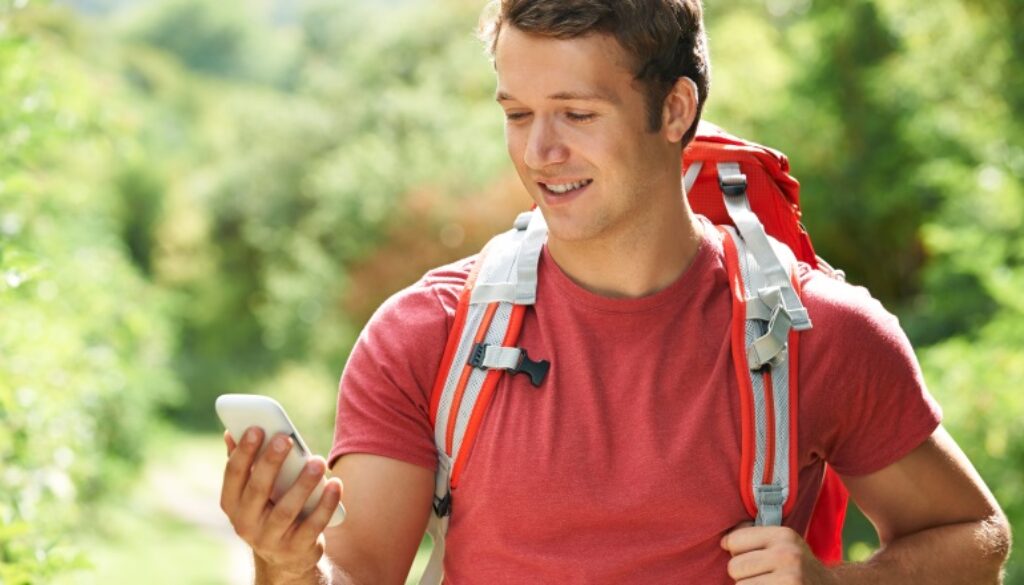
top-left (566, 112), bottom-right (597, 123)
top-left (504, 111), bottom-right (531, 122)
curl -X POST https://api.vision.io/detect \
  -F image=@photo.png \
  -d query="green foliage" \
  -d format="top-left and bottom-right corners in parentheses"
top-left (145, 0), bottom-right (509, 425)
top-left (124, 0), bottom-right (293, 85)
top-left (0, 4), bottom-right (179, 581)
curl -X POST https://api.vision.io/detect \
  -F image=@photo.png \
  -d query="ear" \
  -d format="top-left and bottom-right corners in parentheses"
top-left (661, 77), bottom-right (699, 144)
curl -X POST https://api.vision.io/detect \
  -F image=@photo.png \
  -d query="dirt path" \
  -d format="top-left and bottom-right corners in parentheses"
top-left (144, 432), bottom-right (255, 585)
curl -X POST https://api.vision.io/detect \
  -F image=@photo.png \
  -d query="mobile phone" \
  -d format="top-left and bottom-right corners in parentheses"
top-left (215, 393), bottom-right (346, 527)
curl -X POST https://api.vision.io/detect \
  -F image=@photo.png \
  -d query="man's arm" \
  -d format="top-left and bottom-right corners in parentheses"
top-left (722, 426), bottom-right (1011, 584)
top-left (830, 425), bottom-right (1010, 583)
top-left (321, 454), bottom-right (435, 585)
top-left (221, 429), bottom-right (434, 585)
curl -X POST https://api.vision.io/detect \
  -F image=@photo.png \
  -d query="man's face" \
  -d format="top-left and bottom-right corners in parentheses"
top-left (494, 26), bottom-right (681, 245)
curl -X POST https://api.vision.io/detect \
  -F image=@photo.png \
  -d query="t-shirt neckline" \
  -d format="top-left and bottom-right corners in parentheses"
top-left (538, 223), bottom-right (714, 314)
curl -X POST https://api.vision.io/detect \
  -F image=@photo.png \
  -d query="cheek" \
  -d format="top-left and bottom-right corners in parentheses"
top-left (504, 126), bottom-right (526, 163)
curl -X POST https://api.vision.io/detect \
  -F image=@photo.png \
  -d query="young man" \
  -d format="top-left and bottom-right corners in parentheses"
top-left (219, 1), bottom-right (1011, 583)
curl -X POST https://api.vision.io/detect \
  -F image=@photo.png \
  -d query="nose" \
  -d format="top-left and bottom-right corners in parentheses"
top-left (523, 117), bottom-right (569, 170)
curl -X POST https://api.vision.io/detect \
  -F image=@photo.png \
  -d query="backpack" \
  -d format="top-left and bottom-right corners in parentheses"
top-left (419, 122), bottom-right (848, 584)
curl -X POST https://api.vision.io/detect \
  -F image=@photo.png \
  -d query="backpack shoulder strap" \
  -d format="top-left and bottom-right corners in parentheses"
top-left (421, 209), bottom-right (549, 585)
top-left (690, 129), bottom-right (848, 560)
top-left (715, 161), bottom-right (812, 528)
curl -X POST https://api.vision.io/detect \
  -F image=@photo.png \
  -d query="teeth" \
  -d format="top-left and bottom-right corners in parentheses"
top-left (544, 179), bottom-right (592, 194)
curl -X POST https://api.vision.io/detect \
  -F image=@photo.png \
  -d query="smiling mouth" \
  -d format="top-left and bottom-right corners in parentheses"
top-left (539, 179), bottom-right (594, 196)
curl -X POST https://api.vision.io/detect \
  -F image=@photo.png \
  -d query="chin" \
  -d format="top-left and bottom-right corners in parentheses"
top-left (539, 214), bottom-right (601, 244)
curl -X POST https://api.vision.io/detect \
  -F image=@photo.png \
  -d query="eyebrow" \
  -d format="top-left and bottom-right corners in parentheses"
top-left (495, 90), bottom-right (619, 104)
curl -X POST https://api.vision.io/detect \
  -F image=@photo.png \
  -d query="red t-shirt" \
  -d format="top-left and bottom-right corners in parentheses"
top-left (330, 225), bottom-right (942, 584)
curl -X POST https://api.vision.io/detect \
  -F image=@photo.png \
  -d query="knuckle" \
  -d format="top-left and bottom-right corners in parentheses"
top-left (246, 476), bottom-right (271, 500)
top-left (242, 441), bottom-right (261, 458)
top-left (269, 501), bottom-right (297, 526)
top-left (233, 521), bottom-right (256, 543)
top-left (780, 528), bottom-right (800, 543)
top-left (226, 455), bottom-right (248, 475)
top-left (249, 463), bottom-right (279, 492)
top-left (299, 508), bottom-right (331, 538)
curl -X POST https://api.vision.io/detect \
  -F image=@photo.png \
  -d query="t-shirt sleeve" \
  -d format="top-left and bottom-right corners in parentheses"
top-left (798, 268), bottom-right (943, 477)
top-left (328, 264), bottom-right (468, 472)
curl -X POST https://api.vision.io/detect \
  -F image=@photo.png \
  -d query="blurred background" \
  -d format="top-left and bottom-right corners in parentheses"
top-left (0, 0), bottom-right (1021, 582)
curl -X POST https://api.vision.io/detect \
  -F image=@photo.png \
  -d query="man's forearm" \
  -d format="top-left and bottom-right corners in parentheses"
top-left (831, 515), bottom-right (1011, 584)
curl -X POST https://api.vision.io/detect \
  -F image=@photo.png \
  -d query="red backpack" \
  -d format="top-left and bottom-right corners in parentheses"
top-left (418, 122), bottom-right (848, 584)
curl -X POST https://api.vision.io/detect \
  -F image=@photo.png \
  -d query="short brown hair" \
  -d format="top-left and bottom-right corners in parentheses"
top-left (479, 0), bottom-right (711, 144)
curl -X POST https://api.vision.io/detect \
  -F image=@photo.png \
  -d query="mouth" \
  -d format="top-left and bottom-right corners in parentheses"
top-left (537, 178), bottom-right (594, 199)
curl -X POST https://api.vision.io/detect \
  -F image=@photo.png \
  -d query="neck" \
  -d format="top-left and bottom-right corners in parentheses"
top-left (546, 196), bottom-right (704, 299)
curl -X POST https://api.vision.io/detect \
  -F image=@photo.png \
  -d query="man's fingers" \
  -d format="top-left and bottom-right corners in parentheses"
top-left (292, 477), bottom-right (343, 545)
top-left (220, 426), bottom-right (263, 516)
top-left (722, 527), bottom-right (817, 584)
top-left (721, 524), bottom-right (787, 556)
top-left (225, 430), bottom-right (237, 455)
top-left (719, 521), bottom-right (754, 553)
top-left (726, 548), bottom-right (774, 581)
top-left (261, 457), bottom-right (328, 543)
top-left (237, 433), bottom-right (292, 521)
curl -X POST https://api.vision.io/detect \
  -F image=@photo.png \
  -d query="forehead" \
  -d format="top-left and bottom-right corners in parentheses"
top-left (494, 26), bottom-right (637, 103)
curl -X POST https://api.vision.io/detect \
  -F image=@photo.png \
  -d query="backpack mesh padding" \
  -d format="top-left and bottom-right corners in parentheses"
top-left (451, 302), bottom-right (514, 460)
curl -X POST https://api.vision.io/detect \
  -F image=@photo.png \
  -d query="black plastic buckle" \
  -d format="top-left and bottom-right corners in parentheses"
top-left (513, 348), bottom-right (550, 387)
top-left (433, 492), bottom-right (452, 517)
top-left (719, 173), bottom-right (748, 197)
top-left (468, 343), bottom-right (488, 369)
top-left (469, 343), bottom-right (550, 388)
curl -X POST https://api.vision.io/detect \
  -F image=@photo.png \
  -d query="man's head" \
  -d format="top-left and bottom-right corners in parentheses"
top-left (482, 1), bottom-right (710, 247)
top-left (480, 0), bottom-right (710, 144)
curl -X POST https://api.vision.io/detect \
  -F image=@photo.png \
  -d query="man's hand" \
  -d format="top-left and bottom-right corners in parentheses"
top-left (721, 524), bottom-right (837, 585)
top-left (220, 427), bottom-right (344, 581)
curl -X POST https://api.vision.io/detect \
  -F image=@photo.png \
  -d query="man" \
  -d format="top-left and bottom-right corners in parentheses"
top-left (219, 1), bottom-right (1011, 583)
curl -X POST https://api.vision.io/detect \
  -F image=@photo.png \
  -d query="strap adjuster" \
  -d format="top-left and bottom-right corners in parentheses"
top-left (433, 492), bottom-right (452, 517)
top-left (468, 342), bottom-right (489, 369)
top-left (719, 172), bottom-right (748, 197)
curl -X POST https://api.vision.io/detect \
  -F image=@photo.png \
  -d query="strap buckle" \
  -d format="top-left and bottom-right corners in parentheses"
top-left (433, 492), bottom-right (452, 517)
top-left (469, 342), bottom-right (550, 387)
top-left (719, 171), bottom-right (748, 197)
top-left (754, 484), bottom-right (786, 526)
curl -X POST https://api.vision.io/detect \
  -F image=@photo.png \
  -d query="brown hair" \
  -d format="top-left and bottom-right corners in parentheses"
top-left (479, 0), bottom-right (711, 144)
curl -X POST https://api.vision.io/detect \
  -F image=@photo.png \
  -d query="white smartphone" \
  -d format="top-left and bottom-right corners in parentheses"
top-left (215, 393), bottom-right (346, 527)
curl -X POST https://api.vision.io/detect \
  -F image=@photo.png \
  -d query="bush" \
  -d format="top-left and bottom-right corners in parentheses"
top-left (0, 5), bottom-right (179, 582)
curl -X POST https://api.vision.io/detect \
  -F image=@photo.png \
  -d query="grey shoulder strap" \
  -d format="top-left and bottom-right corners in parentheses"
top-left (421, 209), bottom-right (548, 585)
top-left (718, 161), bottom-right (812, 528)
